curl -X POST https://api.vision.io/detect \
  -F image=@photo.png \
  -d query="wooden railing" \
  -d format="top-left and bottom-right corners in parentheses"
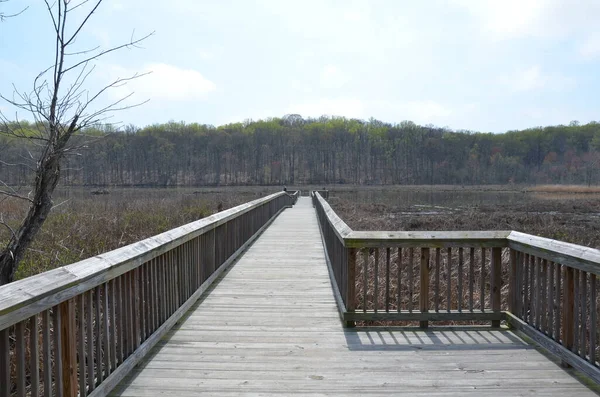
top-left (313, 191), bottom-right (600, 383)
top-left (0, 191), bottom-right (298, 397)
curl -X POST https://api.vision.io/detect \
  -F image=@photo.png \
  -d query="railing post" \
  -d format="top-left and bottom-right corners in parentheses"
top-left (420, 248), bottom-right (430, 329)
top-left (59, 298), bottom-right (78, 397)
top-left (491, 247), bottom-right (502, 328)
top-left (562, 266), bottom-right (575, 367)
top-left (345, 248), bottom-right (356, 328)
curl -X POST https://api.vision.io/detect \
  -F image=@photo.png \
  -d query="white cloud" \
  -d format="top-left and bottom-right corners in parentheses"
top-left (500, 66), bottom-right (575, 92)
top-left (320, 65), bottom-right (349, 89)
top-left (454, 0), bottom-right (600, 40)
top-left (286, 97), bottom-right (365, 119)
top-left (107, 63), bottom-right (216, 101)
top-left (373, 100), bottom-right (453, 123)
top-left (579, 34), bottom-right (600, 59)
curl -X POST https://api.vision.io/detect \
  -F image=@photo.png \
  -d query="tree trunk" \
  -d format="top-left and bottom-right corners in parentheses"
top-left (0, 151), bottom-right (61, 285)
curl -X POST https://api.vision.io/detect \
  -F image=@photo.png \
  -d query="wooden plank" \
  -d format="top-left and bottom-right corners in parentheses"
top-left (87, 196), bottom-right (286, 397)
top-left (345, 231), bottom-right (511, 249)
top-left (534, 256), bottom-right (541, 329)
top-left (506, 312), bottom-right (600, 385)
top-left (508, 231), bottom-right (600, 276)
top-left (419, 248), bottom-right (430, 328)
top-left (555, 263), bottom-right (561, 340)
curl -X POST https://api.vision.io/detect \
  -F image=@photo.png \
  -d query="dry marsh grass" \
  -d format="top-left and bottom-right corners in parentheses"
top-left (528, 184), bottom-right (600, 194)
top-left (0, 187), bottom-right (270, 280)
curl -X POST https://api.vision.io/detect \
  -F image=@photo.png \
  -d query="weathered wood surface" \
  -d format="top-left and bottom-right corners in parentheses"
top-left (110, 198), bottom-right (595, 396)
top-left (0, 192), bottom-right (290, 330)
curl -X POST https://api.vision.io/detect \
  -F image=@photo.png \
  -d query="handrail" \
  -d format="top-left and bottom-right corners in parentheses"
top-left (313, 191), bottom-right (600, 383)
top-left (0, 191), bottom-right (297, 397)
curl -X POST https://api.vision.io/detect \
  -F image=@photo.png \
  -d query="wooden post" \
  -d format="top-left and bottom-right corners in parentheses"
top-left (562, 266), bottom-right (575, 367)
top-left (345, 248), bottom-right (356, 327)
top-left (491, 247), bottom-right (502, 328)
top-left (420, 248), bottom-right (430, 328)
top-left (60, 299), bottom-right (78, 397)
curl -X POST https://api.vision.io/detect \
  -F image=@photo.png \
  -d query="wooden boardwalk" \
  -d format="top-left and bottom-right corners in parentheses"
top-left (111, 197), bottom-right (597, 396)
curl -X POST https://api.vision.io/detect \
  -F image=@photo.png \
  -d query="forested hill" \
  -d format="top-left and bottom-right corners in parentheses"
top-left (2, 116), bottom-right (600, 186)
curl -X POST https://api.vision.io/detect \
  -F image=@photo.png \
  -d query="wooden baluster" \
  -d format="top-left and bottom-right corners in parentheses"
top-left (78, 295), bottom-right (87, 397)
top-left (447, 247), bottom-right (452, 312)
top-left (103, 283), bottom-right (110, 377)
top-left (509, 249), bottom-right (518, 314)
top-left (491, 247), bottom-right (502, 328)
top-left (548, 261), bottom-right (554, 338)
top-left (43, 310), bottom-right (52, 397)
top-left (523, 254), bottom-right (529, 320)
top-left (590, 274), bottom-right (597, 365)
top-left (95, 285), bottom-right (103, 383)
top-left (562, 266), bottom-right (575, 367)
top-left (420, 248), bottom-right (430, 328)
top-left (54, 305), bottom-right (63, 396)
top-left (16, 321), bottom-right (25, 397)
top-left (0, 327), bottom-right (9, 397)
top-left (481, 248), bottom-right (486, 311)
top-left (408, 248), bottom-right (414, 313)
top-left (540, 260), bottom-right (547, 333)
top-left (362, 249), bottom-right (368, 312)
top-left (385, 248), bottom-right (390, 313)
top-left (435, 248), bottom-right (440, 312)
top-left (529, 255), bottom-right (535, 324)
top-left (469, 247), bottom-right (475, 312)
top-left (374, 248), bottom-right (379, 313)
top-left (345, 248), bottom-right (356, 327)
top-left (554, 263), bottom-right (561, 340)
top-left (574, 270), bottom-right (580, 354)
top-left (397, 248), bottom-right (403, 312)
top-left (458, 248), bottom-right (463, 312)
top-left (60, 299), bottom-right (78, 397)
top-left (580, 271), bottom-right (587, 358)
top-left (110, 279), bottom-right (117, 370)
top-left (30, 314), bottom-right (39, 397)
top-left (535, 257), bottom-right (541, 329)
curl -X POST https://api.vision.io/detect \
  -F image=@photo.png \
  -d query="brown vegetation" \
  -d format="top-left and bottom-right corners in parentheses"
top-left (0, 187), bottom-right (270, 280)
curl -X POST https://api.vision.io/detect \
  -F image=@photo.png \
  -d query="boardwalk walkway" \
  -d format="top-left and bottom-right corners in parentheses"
top-left (111, 197), bottom-right (597, 396)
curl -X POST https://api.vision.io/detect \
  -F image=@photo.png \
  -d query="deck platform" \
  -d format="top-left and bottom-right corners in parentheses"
top-left (111, 197), bottom-right (597, 396)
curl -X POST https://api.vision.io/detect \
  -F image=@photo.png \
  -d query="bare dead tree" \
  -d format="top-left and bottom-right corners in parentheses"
top-left (0, 0), bottom-right (153, 284)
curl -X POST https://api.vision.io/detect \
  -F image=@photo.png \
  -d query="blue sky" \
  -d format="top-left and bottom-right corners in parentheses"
top-left (1, 0), bottom-right (600, 132)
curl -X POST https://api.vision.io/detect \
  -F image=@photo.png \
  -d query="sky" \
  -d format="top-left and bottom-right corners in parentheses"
top-left (1, 0), bottom-right (600, 132)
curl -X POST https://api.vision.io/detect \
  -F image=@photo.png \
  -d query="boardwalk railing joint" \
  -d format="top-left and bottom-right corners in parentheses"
top-left (312, 191), bottom-right (600, 384)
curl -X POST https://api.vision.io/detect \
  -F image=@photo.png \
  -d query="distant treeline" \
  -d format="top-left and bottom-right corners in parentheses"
top-left (2, 115), bottom-right (600, 186)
